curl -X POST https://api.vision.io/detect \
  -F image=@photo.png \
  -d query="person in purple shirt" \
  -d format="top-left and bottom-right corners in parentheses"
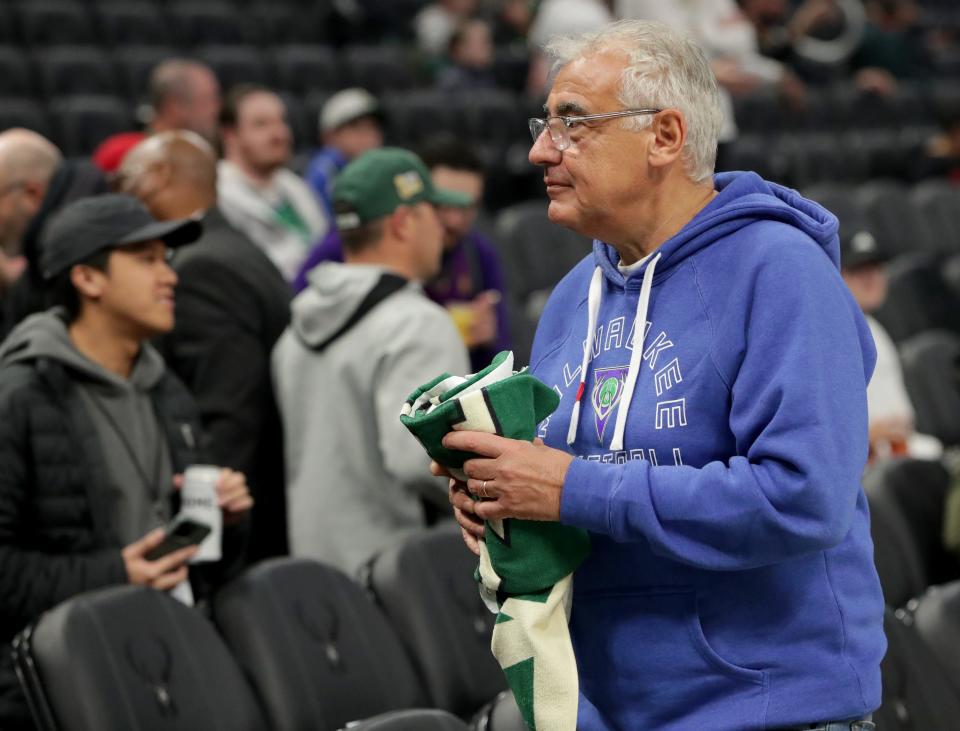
top-left (295, 139), bottom-right (510, 371)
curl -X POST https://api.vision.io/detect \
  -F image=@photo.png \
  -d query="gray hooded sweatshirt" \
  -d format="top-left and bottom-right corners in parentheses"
top-left (273, 262), bottom-right (470, 577)
top-left (0, 311), bottom-right (173, 544)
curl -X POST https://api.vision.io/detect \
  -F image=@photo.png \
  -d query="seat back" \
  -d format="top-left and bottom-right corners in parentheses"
top-left (863, 462), bottom-right (929, 608)
top-left (13, 585), bottom-right (267, 731)
top-left (344, 709), bottom-right (469, 730)
top-left (368, 524), bottom-right (506, 717)
top-left (900, 331), bottom-right (960, 447)
top-left (873, 256), bottom-right (960, 343)
top-left (911, 580), bottom-right (960, 695)
top-left (212, 558), bottom-right (423, 731)
top-left (877, 606), bottom-right (960, 730)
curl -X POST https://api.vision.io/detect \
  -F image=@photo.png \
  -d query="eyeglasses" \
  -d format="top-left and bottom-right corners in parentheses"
top-left (528, 109), bottom-right (661, 151)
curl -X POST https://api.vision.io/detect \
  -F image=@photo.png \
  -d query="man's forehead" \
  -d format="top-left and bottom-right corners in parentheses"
top-left (545, 53), bottom-right (625, 115)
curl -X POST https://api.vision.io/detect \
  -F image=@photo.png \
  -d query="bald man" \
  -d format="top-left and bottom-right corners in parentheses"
top-left (121, 131), bottom-right (292, 562)
top-left (0, 129), bottom-right (61, 259)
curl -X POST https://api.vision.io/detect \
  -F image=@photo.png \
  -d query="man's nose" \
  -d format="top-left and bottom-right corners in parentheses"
top-left (529, 129), bottom-right (562, 167)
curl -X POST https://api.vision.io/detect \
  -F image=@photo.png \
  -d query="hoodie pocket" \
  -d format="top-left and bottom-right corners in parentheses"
top-left (572, 589), bottom-right (768, 728)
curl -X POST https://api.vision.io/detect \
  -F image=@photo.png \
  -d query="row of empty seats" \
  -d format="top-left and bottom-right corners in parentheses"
top-left (15, 525), bottom-right (525, 731)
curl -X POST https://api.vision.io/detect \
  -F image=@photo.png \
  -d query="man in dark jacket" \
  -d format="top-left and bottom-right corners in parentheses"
top-left (0, 194), bottom-right (253, 729)
top-left (121, 131), bottom-right (291, 561)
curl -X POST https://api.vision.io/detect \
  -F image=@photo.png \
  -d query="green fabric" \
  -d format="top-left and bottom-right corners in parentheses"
top-left (400, 351), bottom-right (587, 730)
top-left (274, 199), bottom-right (312, 245)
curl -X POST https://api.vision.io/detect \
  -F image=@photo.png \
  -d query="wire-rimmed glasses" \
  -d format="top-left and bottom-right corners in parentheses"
top-left (528, 109), bottom-right (661, 151)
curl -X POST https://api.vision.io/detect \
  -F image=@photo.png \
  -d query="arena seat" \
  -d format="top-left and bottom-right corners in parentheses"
top-left (0, 98), bottom-right (52, 138)
top-left (865, 459), bottom-right (960, 597)
top-left (14, 0), bottom-right (95, 46)
top-left (112, 45), bottom-right (178, 101)
top-left (248, 1), bottom-right (335, 45)
top-left (167, 1), bottom-right (251, 46)
top-left (342, 45), bottom-right (420, 93)
top-left (343, 709), bottom-right (470, 731)
top-left (875, 606), bottom-right (960, 730)
top-left (366, 524), bottom-right (511, 722)
top-left (911, 180), bottom-right (960, 255)
top-left (856, 180), bottom-right (937, 257)
top-left (0, 47), bottom-right (36, 97)
top-left (197, 45), bottom-right (271, 90)
top-left (212, 558), bottom-right (426, 731)
top-left (910, 580), bottom-right (960, 695)
top-left (13, 585), bottom-right (267, 731)
top-left (51, 94), bottom-right (134, 157)
top-left (900, 331), bottom-right (960, 447)
top-left (873, 256), bottom-right (960, 343)
top-left (35, 46), bottom-right (120, 97)
top-left (271, 45), bottom-right (339, 96)
top-left (94, 1), bottom-right (171, 47)
top-left (383, 90), bottom-right (459, 146)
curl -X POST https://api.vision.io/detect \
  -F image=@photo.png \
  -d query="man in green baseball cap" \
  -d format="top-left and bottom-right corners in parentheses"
top-left (273, 147), bottom-right (470, 576)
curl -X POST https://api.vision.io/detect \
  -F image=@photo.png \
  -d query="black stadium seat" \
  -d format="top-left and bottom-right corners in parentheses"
top-left (167, 1), bottom-right (251, 46)
top-left (249, 1), bottom-right (335, 45)
top-left (856, 180), bottom-right (937, 257)
top-left (35, 47), bottom-right (120, 97)
top-left (802, 183), bottom-right (867, 239)
top-left (0, 48), bottom-right (36, 97)
top-left (383, 91), bottom-right (459, 146)
top-left (213, 558), bottom-right (426, 731)
top-left (494, 200), bottom-right (592, 364)
top-left (13, 585), bottom-right (267, 731)
top-left (342, 45), bottom-right (420, 93)
top-left (14, 0), bottom-right (95, 46)
top-left (51, 95), bottom-right (134, 157)
top-left (197, 45), bottom-right (270, 90)
top-left (873, 256), bottom-right (960, 343)
top-left (272, 45), bottom-right (339, 96)
top-left (367, 524), bottom-right (508, 719)
top-left (113, 46), bottom-right (178, 102)
top-left (875, 606), bottom-right (960, 730)
top-left (95, 1), bottom-right (171, 47)
top-left (900, 330), bottom-right (960, 447)
top-left (911, 180), bottom-right (960, 256)
top-left (910, 581), bottom-right (960, 696)
top-left (0, 98), bottom-right (52, 137)
top-left (864, 459), bottom-right (960, 593)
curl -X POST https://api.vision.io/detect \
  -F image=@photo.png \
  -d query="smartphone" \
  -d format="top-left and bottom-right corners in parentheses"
top-left (144, 516), bottom-right (212, 561)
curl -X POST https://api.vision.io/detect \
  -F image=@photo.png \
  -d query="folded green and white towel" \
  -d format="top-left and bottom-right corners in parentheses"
top-left (400, 351), bottom-right (590, 731)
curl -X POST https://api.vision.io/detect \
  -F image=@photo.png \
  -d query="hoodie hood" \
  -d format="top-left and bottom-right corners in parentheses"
top-left (292, 262), bottom-right (413, 348)
top-left (568, 171), bottom-right (841, 452)
top-left (592, 171), bottom-right (840, 288)
top-left (0, 310), bottom-right (165, 392)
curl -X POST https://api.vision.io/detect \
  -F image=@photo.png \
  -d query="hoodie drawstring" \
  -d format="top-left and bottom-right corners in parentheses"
top-left (610, 252), bottom-right (660, 451)
top-left (566, 253), bottom-right (661, 449)
top-left (566, 267), bottom-right (604, 446)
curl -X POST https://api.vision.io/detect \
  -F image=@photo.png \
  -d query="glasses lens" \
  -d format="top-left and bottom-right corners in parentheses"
top-left (546, 118), bottom-right (568, 151)
top-left (528, 118), bottom-right (547, 144)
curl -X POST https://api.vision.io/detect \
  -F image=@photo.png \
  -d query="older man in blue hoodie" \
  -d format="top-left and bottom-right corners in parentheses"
top-left (444, 19), bottom-right (884, 731)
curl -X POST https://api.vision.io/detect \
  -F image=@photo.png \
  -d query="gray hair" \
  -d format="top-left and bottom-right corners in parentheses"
top-left (545, 19), bottom-right (723, 183)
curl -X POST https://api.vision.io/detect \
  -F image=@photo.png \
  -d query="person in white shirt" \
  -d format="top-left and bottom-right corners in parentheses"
top-left (840, 228), bottom-right (941, 460)
top-left (217, 84), bottom-right (328, 282)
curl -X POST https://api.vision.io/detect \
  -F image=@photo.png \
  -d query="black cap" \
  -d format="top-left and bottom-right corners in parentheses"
top-left (40, 194), bottom-right (202, 280)
top-left (840, 229), bottom-right (890, 271)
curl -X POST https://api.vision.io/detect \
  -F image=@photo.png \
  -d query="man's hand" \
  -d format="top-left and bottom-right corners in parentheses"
top-left (216, 468), bottom-right (254, 525)
top-left (442, 432), bottom-right (574, 522)
top-left (122, 529), bottom-right (197, 591)
top-left (173, 468), bottom-right (254, 526)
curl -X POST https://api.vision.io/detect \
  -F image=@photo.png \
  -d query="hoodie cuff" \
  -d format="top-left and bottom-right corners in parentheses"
top-left (560, 458), bottom-right (622, 535)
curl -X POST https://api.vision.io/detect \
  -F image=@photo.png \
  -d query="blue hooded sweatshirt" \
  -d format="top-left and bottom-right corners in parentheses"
top-left (530, 172), bottom-right (886, 731)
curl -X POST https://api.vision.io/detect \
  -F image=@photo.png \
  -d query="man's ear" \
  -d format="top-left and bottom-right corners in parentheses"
top-left (69, 262), bottom-right (107, 301)
top-left (386, 205), bottom-right (412, 241)
top-left (647, 109), bottom-right (686, 170)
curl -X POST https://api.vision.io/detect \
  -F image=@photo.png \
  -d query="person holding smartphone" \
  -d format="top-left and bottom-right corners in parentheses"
top-left (0, 194), bottom-right (253, 730)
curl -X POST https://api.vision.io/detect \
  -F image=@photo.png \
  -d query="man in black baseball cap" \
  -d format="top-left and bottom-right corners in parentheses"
top-left (0, 194), bottom-right (252, 730)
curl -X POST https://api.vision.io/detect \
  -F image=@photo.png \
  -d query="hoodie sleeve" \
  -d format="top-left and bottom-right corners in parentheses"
top-left (560, 236), bottom-right (875, 570)
top-left (374, 304), bottom-right (471, 507)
